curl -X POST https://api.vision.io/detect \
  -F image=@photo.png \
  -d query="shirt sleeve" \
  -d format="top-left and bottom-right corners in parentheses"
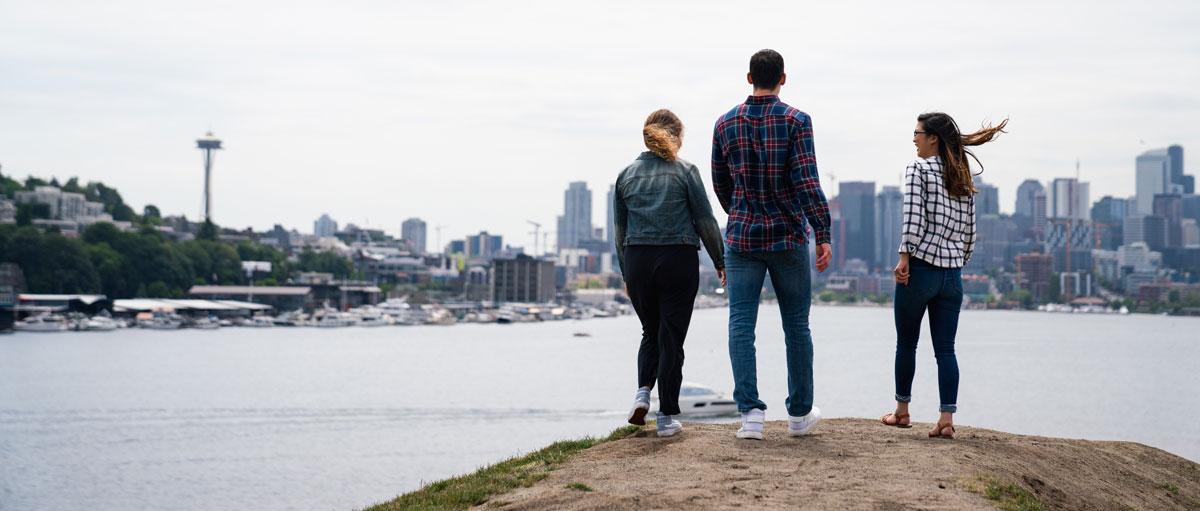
top-left (963, 193), bottom-right (976, 264)
top-left (613, 175), bottom-right (629, 275)
top-left (899, 162), bottom-right (925, 255)
top-left (685, 164), bottom-right (726, 270)
top-left (711, 120), bottom-right (733, 214)
top-left (789, 115), bottom-right (831, 245)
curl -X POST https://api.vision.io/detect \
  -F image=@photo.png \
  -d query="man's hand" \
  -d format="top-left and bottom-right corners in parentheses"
top-left (894, 253), bottom-right (910, 285)
top-left (815, 243), bottom-right (832, 272)
top-left (717, 268), bottom-right (727, 287)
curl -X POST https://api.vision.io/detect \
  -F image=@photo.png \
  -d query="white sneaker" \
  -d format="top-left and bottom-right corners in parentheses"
top-left (736, 409), bottom-right (765, 440)
top-left (656, 412), bottom-right (682, 437)
top-left (627, 387), bottom-right (651, 426)
top-left (787, 406), bottom-right (821, 437)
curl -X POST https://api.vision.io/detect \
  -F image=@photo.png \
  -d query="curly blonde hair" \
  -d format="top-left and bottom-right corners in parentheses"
top-left (643, 109), bottom-right (683, 161)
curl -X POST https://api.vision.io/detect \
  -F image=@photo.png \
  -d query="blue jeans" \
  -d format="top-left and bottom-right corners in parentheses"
top-left (894, 257), bottom-right (962, 413)
top-left (726, 246), bottom-right (814, 417)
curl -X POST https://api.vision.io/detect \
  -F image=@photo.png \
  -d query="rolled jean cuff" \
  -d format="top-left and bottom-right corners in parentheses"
top-left (895, 394), bottom-right (911, 403)
top-left (940, 404), bottom-right (957, 413)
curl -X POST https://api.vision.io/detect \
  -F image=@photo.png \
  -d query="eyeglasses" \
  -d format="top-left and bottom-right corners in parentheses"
top-left (913, 131), bottom-right (928, 136)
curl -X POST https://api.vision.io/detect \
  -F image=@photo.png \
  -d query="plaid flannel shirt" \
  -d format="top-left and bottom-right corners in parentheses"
top-left (711, 95), bottom-right (831, 252)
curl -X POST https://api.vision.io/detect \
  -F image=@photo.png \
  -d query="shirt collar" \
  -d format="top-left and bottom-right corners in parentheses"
top-left (636, 151), bottom-right (660, 161)
top-left (746, 94), bottom-right (779, 105)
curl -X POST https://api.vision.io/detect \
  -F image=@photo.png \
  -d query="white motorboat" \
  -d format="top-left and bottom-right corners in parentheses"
top-left (359, 313), bottom-right (395, 327)
top-left (316, 312), bottom-right (357, 328)
top-left (651, 382), bottom-right (739, 418)
top-left (246, 316), bottom-right (275, 328)
top-left (191, 317), bottom-right (221, 330)
top-left (140, 315), bottom-right (182, 330)
top-left (273, 310), bottom-right (308, 327)
top-left (83, 316), bottom-right (121, 331)
top-left (14, 315), bottom-right (69, 333)
top-left (424, 308), bottom-right (456, 326)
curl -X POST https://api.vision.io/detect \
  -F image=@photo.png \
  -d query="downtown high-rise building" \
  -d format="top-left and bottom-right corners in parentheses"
top-left (466, 231), bottom-right (503, 260)
top-left (1167, 145), bottom-right (1192, 194)
top-left (1091, 196), bottom-right (1129, 250)
top-left (975, 177), bottom-right (1000, 216)
top-left (1049, 177), bottom-right (1089, 220)
top-left (874, 186), bottom-right (903, 269)
top-left (1014, 179), bottom-right (1047, 238)
top-left (837, 181), bottom-right (876, 269)
top-left (1136, 149), bottom-right (1171, 216)
top-left (1015, 179), bottom-right (1045, 218)
top-left (401, 217), bottom-right (427, 254)
top-left (557, 181), bottom-right (592, 252)
top-left (314, 213), bottom-right (338, 238)
top-left (606, 184), bottom-right (615, 244)
top-left (1153, 194), bottom-right (1184, 248)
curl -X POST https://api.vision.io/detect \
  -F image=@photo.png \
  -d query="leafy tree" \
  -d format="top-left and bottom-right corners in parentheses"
top-left (143, 204), bottom-right (162, 222)
top-left (83, 181), bottom-right (135, 221)
top-left (0, 168), bottom-right (22, 197)
top-left (2, 227), bottom-right (99, 293)
top-left (82, 222), bottom-right (123, 246)
top-left (177, 240), bottom-right (243, 285)
top-left (86, 242), bottom-right (129, 297)
top-left (108, 230), bottom-right (194, 297)
top-left (15, 206), bottom-right (32, 226)
top-left (237, 241), bottom-right (290, 281)
top-left (17, 203), bottom-right (51, 221)
top-left (196, 220), bottom-right (218, 241)
top-left (62, 177), bottom-right (85, 194)
top-left (144, 281), bottom-right (173, 298)
top-left (296, 248), bottom-right (353, 278)
top-left (1047, 274), bottom-right (1061, 303)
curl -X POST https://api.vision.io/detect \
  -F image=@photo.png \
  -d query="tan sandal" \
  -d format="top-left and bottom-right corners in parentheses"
top-left (880, 412), bottom-right (912, 429)
top-left (928, 421), bottom-right (955, 439)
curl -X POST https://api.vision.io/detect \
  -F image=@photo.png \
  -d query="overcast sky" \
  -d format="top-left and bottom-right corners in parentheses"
top-left (2, 1), bottom-right (1197, 250)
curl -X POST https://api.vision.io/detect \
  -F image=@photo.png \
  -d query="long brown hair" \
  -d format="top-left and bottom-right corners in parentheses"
top-left (643, 109), bottom-right (683, 161)
top-left (917, 112), bottom-right (1008, 197)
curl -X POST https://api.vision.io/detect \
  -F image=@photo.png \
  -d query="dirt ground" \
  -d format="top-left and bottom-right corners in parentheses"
top-left (484, 419), bottom-right (1200, 510)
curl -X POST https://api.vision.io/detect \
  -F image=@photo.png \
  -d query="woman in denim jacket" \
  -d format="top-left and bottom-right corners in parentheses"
top-left (615, 109), bottom-right (726, 437)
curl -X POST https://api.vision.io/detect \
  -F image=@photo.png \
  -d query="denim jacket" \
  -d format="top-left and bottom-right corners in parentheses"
top-left (614, 152), bottom-right (725, 273)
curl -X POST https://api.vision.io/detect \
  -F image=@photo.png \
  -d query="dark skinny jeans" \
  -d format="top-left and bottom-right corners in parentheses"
top-left (624, 245), bottom-right (699, 416)
top-left (893, 257), bottom-right (962, 413)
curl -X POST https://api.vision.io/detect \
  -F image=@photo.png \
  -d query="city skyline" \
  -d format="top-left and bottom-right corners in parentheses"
top-left (1, 2), bottom-right (1198, 245)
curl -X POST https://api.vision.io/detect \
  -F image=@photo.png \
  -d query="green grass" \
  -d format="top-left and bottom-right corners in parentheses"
top-left (564, 482), bottom-right (593, 492)
top-left (980, 478), bottom-right (1044, 511)
top-left (1159, 482), bottom-right (1180, 495)
top-left (364, 425), bottom-right (640, 511)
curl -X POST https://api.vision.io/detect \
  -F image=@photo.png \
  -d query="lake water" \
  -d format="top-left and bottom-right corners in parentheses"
top-left (1, 306), bottom-right (1197, 510)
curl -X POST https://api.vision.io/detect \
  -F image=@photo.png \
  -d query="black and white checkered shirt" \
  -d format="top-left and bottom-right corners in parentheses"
top-left (899, 156), bottom-right (976, 268)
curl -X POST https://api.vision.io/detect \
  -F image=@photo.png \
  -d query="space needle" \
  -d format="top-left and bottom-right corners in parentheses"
top-left (196, 131), bottom-right (222, 222)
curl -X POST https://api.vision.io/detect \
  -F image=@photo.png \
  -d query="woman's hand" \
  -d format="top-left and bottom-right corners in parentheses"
top-left (717, 268), bottom-right (727, 287)
top-left (894, 253), bottom-right (910, 285)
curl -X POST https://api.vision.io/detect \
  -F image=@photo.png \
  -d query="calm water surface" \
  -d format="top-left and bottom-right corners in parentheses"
top-left (1, 306), bottom-right (1197, 510)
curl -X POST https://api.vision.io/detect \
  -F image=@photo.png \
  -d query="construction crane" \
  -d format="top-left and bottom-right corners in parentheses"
top-left (526, 220), bottom-right (542, 255)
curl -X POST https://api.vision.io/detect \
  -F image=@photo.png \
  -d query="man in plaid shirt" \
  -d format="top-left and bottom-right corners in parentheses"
top-left (711, 49), bottom-right (833, 440)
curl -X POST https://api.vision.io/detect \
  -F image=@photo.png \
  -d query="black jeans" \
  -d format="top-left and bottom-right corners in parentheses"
top-left (894, 257), bottom-right (962, 413)
top-left (624, 245), bottom-right (699, 416)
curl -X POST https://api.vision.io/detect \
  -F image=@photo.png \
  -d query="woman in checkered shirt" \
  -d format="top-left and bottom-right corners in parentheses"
top-left (880, 112), bottom-right (1007, 439)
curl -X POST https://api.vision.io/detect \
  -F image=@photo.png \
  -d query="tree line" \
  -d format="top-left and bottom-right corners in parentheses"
top-left (0, 222), bottom-right (353, 298)
top-left (1, 171), bottom-right (354, 298)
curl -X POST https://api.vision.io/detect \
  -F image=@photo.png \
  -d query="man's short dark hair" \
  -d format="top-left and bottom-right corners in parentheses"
top-left (749, 49), bottom-right (784, 89)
